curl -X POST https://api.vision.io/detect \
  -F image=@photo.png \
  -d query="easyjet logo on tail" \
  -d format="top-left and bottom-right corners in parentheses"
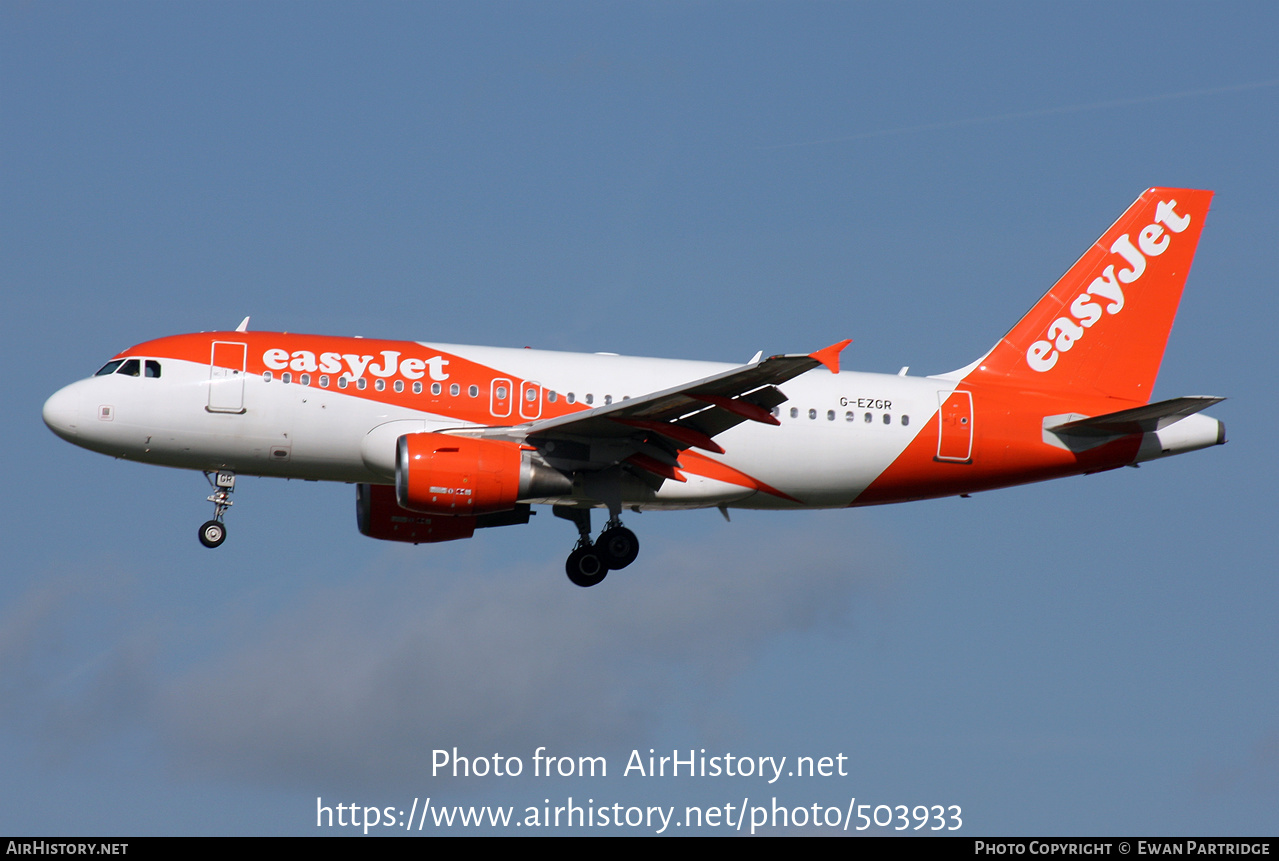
top-left (1025, 199), bottom-right (1192, 373)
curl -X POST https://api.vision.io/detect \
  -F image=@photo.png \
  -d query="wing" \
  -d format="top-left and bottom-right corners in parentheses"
top-left (454, 340), bottom-right (850, 484)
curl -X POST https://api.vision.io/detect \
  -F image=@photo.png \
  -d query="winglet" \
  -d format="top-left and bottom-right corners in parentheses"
top-left (809, 339), bottom-right (852, 374)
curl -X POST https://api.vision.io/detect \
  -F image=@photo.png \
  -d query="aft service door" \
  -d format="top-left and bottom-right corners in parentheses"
top-left (936, 389), bottom-right (973, 463)
top-left (208, 341), bottom-right (247, 413)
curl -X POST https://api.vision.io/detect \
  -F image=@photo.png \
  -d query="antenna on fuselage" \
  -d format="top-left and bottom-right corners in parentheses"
top-left (235, 316), bottom-right (250, 332)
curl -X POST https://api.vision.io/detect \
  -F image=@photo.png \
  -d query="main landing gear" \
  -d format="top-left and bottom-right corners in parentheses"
top-left (199, 470), bottom-right (235, 548)
top-left (554, 507), bottom-right (640, 588)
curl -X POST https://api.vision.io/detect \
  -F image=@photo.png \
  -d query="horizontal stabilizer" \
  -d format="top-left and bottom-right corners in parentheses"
top-left (1047, 396), bottom-right (1225, 437)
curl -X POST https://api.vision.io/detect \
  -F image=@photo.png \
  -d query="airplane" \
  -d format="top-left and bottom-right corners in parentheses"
top-left (43, 188), bottom-right (1225, 587)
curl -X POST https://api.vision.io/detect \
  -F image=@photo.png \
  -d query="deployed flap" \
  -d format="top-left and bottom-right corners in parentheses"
top-left (1047, 395), bottom-right (1225, 437)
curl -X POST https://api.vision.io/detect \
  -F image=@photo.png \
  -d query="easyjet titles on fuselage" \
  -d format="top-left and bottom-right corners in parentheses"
top-left (262, 348), bottom-right (452, 382)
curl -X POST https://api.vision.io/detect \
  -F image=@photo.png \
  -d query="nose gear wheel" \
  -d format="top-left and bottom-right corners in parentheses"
top-left (199, 470), bottom-right (236, 549)
top-left (199, 520), bottom-right (227, 548)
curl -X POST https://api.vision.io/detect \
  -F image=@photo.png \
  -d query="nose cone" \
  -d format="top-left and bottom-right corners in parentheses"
top-left (43, 383), bottom-right (82, 441)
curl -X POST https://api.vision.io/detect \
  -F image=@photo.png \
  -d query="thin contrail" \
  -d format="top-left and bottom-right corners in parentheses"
top-left (761, 79), bottom-right (1279, 149)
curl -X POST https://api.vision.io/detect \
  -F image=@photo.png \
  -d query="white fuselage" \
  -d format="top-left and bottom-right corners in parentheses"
top-left (43, 341), bottom-right (937, 511)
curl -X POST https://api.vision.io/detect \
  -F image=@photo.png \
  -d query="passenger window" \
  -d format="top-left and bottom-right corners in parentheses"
top-left (263, 371), bottom-right (273, 382)
top-left (393, 380), bottom-right (403, 393)
top-left (567, 393), bottom-right (576, 404)
top-left (864, 412), bottom-right (872, 423)
top-left (118, 359), bottom-right (140, 377)
top-left (468, 385), bottom-right (478, 397)
top-left (282, 372), bottom-right (291, 384)
top-left (337, 376), bottom-right (348, 389)
top-left (356, 378), bottom-right (366, 390)
top-left (790, 407), bottom-right (798, 419)
top-left (450, 384), bottom-right (460, 396)
top-left (431, 382), bottom-right (441, 395)
top-left (585, 394), bottom-right (594, 405)
top-left (901, 415), bottom-right (910, 426)
top-left (827, 410), bottom-right (835, 421)
top-left (496, 385), bottom-right (508, 400)
top-left (604, 395), bottom-right (613, 405)
top-left (412, 381), bottom-right (422, 394)
top-left (95, 360), bottom-right (124, 376)
top-left (300, 373), bottom-right (311, 386)
top-left (845, 411), bottom-right (854, 422)
top-left (883, 413), bottom-right (891, 424)
top-left (547, 391), bottom-right (558, 403)
top-left (319, 375), bottom-right (329, 387)
top-left (374, 379), bottom-right (385, 391)
top-left (528, 389), bottom-right (539, 402)
top-left (145, 360), bottom-right (161, 378)
top-left (808, 409), bottom-right (816, 420)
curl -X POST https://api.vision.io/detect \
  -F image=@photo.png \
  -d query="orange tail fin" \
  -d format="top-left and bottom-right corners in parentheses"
top-left (960, 188), bottom-right (1212, 403)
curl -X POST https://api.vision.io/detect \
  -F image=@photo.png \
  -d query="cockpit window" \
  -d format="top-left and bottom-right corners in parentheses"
top-left (95, 360), bottom-right (125, 376)
top-left (118, 359), bottom-right (141, 377)
top-left (145, 360), bottom-right (161, 378)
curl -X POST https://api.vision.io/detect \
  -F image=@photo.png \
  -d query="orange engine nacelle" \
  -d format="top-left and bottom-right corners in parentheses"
top-left (395, 432), bottom-right (569, 516)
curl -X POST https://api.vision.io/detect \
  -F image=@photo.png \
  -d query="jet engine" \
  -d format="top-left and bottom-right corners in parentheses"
top-left (395, 432), bottom-right (570, 516)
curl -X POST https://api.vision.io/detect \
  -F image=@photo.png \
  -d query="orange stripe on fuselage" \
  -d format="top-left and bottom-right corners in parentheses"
top-left (853, 384), bottom-right (1143, 505)
top-left (116, 332), bottom-right (592, 426)
top-left (117, 332), bottom-right (805, 503)
top-left (680, 450), bottom-right (803, 504)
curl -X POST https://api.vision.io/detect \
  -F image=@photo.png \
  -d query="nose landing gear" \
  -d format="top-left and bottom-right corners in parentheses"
top-left (199, 471), bottom-right (235, 549)
top-left (554, 506), bottom-right (641, 587)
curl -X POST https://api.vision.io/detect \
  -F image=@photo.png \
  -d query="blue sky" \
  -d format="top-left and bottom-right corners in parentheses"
top-left (3, 2), bottom-right (1276, 835)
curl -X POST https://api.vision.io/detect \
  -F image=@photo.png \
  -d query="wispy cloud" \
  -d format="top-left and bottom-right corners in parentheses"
top-left (159, 517), bottom-right (885, 789)
top-left (761, 79), bottom-right (1279, 149)
top-left (0, 570), bottom-right (156, 756)
top-left (0, 517), bottom-right (890, 791)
